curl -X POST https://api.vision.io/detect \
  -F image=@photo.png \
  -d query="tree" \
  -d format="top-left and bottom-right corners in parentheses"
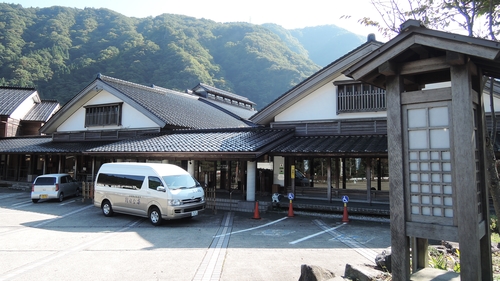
top-left (359, 0), bottom-right (499, 39)
top-left (357, 0), bottom-right (500, 217)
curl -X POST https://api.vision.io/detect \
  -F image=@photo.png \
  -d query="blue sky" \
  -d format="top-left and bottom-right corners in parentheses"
top-left (7, 0), bottom-right (385, 39)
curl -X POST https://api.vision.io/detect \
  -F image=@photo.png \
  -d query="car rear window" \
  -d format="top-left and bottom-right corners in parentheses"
top-left (34, 177), bottom-right (56, 185)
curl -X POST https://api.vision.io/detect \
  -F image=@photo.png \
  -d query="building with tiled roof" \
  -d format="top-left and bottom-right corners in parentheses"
top-left (40, 74), bottom-right (255, 141)
top-left (0, 87), bottom-right (60, 137)
top-left (1, 23), bottom-right (500, 208)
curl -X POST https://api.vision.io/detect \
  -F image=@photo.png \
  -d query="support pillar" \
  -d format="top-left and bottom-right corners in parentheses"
top-left (246, 161), bottom-right (256, 201)
top-left (187, 160), bottom-right (195, 177)
top-left (365, 158), bottom-right (372, 203)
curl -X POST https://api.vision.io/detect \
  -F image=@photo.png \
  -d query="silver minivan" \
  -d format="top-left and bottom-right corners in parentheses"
top-left (31, 173), bottom-right (81, 203)
top-left (93, 163), bottom-right (205, 226)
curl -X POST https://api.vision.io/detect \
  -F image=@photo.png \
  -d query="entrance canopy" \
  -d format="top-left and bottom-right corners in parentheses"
top-left (344, 20), bottom-right (500, 88)
top-left (270, 135), bottom-right (387, 157)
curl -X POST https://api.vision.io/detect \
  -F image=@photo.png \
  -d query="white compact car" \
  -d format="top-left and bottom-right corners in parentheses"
top-left (31, 173), bottom-right (80, 203)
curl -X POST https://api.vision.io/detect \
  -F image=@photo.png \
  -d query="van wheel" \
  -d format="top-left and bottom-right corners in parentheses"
top-left (75, 188), bottom-right (80, 197)
top-left (32, 199), bottom-right (39, 203)
top-left (58, 193), bottom-right (64, 202)
top-left (102, 200), bottom-right (114, 217)
top-left (149, 206), bottom-right (162, 226)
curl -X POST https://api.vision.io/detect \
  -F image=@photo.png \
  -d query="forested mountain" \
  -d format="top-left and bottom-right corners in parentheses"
top-left (263, 24), bottom-right (366, 67)
top-left (0, 3), bottom-right (363, 109)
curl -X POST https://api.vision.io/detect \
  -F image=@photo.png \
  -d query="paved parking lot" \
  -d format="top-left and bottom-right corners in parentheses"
top-left (0, 188), bottom-right (390, 281)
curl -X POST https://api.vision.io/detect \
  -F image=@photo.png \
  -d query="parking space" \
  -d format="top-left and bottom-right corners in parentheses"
top-left (0, 188), bottom-right (390, 281)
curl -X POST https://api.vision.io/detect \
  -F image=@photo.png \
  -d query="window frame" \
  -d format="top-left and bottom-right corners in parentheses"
top-left (84, 102), bottom-right (123, 127)
top-left (334, 80), bottom-right (386, 114)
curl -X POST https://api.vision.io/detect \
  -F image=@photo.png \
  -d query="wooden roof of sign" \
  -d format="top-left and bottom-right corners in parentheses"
top-left (343, 20), bottom-right (500, 89)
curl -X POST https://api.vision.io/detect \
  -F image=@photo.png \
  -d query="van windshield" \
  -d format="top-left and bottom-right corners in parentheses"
top-left (162, 175), bottom-right (200, 190)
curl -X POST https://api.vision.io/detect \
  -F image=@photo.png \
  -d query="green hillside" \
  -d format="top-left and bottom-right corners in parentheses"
top-left (0, 3), bottom-right (362, 109)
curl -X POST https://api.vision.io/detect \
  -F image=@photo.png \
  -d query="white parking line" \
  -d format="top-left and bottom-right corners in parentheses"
top-left (213, 216), bottom-right (288, 238)
top-left (59, 199), bottom-right (76, 206)
top-left (33, 205), bottom-right (94, 227)
top-left (289, 223), bottom-right (345, 245)
top-left (0, 218), bottom-right (143, 281)
top-left (0, 194), bottom-right (21, 200)
top-left (11, 201), bottom-right (32, 207)
top-left (0, 205), bottom-right (95, 237)
top-left (314, 219), bottom-right (378, 264)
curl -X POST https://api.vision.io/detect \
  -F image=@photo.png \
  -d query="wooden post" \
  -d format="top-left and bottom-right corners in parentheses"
top-left (387, 74), bottom-right (411, 280)
top-left (365, 158), bottom-right (372, 203)
top-left (327, 157), bottom-right (332, 202)
top-left (451, 62), bottom-right (491, 280)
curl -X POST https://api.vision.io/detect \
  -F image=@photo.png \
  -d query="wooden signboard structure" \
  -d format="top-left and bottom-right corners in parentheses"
top-left (345, 20), bottom-right (500, 280)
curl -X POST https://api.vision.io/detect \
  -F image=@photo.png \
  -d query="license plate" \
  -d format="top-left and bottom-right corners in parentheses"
top-left (191, 210), bottom-right (198, 216)
top-left (40, 194), bottom-right (48, 199)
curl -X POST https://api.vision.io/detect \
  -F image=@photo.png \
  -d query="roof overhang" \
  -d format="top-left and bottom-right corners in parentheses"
top-left (343, 20), bottom-right (500, 89)
top-left (270, 135), bottom-right (388, 157)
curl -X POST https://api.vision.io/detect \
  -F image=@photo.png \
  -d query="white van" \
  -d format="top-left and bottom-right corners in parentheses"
top-left (93, 163), bottom-right (205, 226)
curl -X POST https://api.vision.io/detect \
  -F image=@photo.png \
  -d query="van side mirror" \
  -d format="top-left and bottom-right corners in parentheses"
top-left (157, 186), bottom-right (166, 192)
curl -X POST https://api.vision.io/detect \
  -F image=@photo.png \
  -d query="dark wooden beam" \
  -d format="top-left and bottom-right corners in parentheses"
top-left (446, 51), bottom-right (465, 65)
top-left (410, 44), bottom-right (429, 59)
top-left (378, 61), bottom-right (398, 76)
top-left (400, 56), bottom-right (449, 75)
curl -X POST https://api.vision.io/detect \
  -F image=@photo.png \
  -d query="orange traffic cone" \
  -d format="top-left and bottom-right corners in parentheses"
top-left (342, 203), bottom-right (349, 223)
top-left (252, 201), bottom-right (261, 219)
top-left (288, 200), bottom-right (294, 217)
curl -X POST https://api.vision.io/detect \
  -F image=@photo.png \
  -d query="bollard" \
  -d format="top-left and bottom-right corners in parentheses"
top-left (341, 195), bottom-right (349, 224)
top-left (342, 202), bottom-right (349, 223)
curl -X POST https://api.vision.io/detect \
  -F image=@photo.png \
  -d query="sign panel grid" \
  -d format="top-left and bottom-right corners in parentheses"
top-left (406, 106), bottom-right (454, 223)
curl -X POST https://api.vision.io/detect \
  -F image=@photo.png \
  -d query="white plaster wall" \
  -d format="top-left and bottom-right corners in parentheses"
top-left (423, 82), bottom-right (500, 113)
top-left (57, 90), bottom-right (159, 132)
top-left (11, 93), bottom-right (37, 119)
top-left (275, 75), bottom-right (387, 122)
top-left (483, 93), bottom-right (500, 113)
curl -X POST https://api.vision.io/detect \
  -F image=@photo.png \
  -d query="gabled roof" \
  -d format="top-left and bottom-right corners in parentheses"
top-left (23, 100), bottom-right (60, 122)
top-left (41, 74), bottom-right (255, 134)
top-left (0, 87), bottom-right (38, 116)
top-left (250, 39), bottom-right (384, 125)
top-left (344, 20), bottom-right (500, 88)
top-left (85, 127), bottom-right (294, 159)
top-left (191, 83), bottom-right (258, 120)
top-left (192, 83), bottom-right (256, 106)
top-left (270, 135), bottom-right (388, 157)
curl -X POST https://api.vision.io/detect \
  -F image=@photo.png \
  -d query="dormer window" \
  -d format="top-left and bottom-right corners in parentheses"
top-left (334, 81), bottom-right (386, 114)
top-left (84, 103), bottom-right (122, 127)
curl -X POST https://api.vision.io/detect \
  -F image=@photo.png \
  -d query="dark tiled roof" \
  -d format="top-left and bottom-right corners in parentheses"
top-left (271, 135), bottom-right (388, 155)
top-left (193, 83), bottom-right (256, 105)
top-left (99, 75), bottom-right (252, 129)
top-left (87, 128), bottom-right (294, 153)
top-left (0, 137), bottom-right (117, 153)
top-left (0, 87), bottom-right (37, 116)
top-left (23, 100), bottom-right (60, 121)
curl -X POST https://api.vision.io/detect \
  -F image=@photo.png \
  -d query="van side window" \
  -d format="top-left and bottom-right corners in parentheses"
top-left (149, 177), bottom-right (163, 190)
top-left (96, 173), bottom-right (144, 190)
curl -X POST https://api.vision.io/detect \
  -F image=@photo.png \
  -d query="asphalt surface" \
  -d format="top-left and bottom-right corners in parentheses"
top-left (0, 188), bottom-right (391, 281)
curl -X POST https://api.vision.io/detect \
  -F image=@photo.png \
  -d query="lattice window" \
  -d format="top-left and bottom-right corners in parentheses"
top-left (405, 104), bottom-right (454, 225)
top-left (84, 103), bottom-right (122, 127)
top-left (335, 81), bottom-right (386, 114)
